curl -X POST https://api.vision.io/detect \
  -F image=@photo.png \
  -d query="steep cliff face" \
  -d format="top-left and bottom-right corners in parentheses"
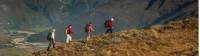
top-left (0, 0), bottom-right (198, 41)
top-left (30, 16), bottom-right (198, 56)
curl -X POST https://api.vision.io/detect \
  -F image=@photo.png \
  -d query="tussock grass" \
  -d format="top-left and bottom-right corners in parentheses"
top-left (30, 17), bottom-right (198, 56)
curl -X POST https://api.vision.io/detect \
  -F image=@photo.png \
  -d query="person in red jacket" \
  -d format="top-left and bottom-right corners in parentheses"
top-left (105, 18), bottom-right (114, 33)
top-left (65, 25), bottom-right (73, 44)
top-left (85, 22), bottom-right (94, 41)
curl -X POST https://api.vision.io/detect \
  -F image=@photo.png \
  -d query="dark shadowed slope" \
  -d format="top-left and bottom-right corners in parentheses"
top-left (25, 0), bottom-right (198, 42)
top-left (30, 16), bottom-right (197, 56)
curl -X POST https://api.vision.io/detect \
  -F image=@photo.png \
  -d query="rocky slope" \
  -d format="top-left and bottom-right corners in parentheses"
top-left (30, 16), bottom-right (198, 56)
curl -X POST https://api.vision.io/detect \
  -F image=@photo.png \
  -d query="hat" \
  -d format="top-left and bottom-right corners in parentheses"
top-left (68, 25), bottom-right (72, 28)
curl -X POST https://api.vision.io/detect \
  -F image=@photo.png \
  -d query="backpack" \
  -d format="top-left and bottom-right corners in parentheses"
top-left (47, 32), bottom-right (52, 40)
top-left (104, 20), bottom-right (108, 27)
top-left (67, 28), bottom-right (73, 34)
top-left (85, 24), bottom-right (88, 32)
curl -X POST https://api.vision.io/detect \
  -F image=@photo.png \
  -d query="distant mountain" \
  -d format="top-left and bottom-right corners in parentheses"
top-left (0, 0), bottom-right (198, 41)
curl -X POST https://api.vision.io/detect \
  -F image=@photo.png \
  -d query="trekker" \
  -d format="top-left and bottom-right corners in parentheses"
top-left (105, 18), bottom-right (114, 33)
top-left (47, 28), bottom-right (56, 51)
top-left (85, 22), bottom-right (94, 41)
top-left (65, 25), bottom-right (73, 44)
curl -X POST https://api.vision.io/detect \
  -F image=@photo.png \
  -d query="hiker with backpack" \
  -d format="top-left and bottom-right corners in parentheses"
top-left (65, 25), bottom-right (73, 44)
top-left (85, 22), bottom-right (94, 41)
top-left (105, 18), bottom-right (114, 33)
top-left (47, 28), bottom-right (56, 51)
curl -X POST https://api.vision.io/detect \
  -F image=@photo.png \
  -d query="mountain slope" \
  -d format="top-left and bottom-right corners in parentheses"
top-left (0, 0), bottom-right (197, 41)
top-left (30, 16), bottom-right (198, 56)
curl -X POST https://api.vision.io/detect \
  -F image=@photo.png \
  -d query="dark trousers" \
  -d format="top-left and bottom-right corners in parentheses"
top-left (47, 39), bottom-right (56, 51)
top-left (106, 29), bottom-right (113, 33)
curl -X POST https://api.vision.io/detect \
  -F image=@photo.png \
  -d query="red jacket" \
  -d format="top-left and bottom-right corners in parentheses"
top-left (66, 26), bottom-right (73, 34)
top-left (106, 19), bottom-right (112, 29)
top-left (86, 23), bottom-right (94, 32)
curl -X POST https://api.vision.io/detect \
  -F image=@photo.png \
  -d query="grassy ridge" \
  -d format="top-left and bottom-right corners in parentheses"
top-left (30, 17), bottom-right (198, 56)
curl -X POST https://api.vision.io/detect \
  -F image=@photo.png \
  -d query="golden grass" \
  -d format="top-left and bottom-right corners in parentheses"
top-left (30, 17), bottom-right (198, 56)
